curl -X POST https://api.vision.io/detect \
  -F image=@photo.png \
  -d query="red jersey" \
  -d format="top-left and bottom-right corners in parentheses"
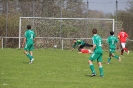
top-left (118, 31), bottom-right (128, 43)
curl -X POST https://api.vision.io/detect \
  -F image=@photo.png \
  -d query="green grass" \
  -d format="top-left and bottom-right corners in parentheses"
top-left (0, 48), bottom-right (133, 88)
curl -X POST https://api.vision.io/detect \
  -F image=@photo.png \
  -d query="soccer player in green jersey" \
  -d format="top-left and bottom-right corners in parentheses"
top-left (88, 28), bottom-right (104, 77)
top-left (22, 25), bottom-right (36, 64)
top-left (71, 39), bottom-right (93, 52)
top-left (107, 31), bottom-right (121, 64)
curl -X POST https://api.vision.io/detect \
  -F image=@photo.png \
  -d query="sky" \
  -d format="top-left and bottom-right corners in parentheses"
top-left (82, 0), bottom-right (129, 14)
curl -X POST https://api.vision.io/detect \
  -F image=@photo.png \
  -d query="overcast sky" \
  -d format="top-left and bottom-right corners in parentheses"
top-left (82, 0), bottom-right (129, 14)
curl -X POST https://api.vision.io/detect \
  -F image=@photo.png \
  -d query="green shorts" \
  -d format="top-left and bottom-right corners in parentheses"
top-left (24, 43), bottom-right (34, 51)
top-left (89, 53), bottom-right (102, 62)
top-left (109, 48), bottom-right (115, 54)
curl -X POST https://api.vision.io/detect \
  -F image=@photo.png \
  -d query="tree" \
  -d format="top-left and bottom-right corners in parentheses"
top-left (126, 0), bottom-right (133, 14)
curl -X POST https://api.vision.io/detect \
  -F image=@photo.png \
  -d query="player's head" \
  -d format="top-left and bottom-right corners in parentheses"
top-left (110, 31), bottom-right (114, 35)
top-left (121, 28), bottom-right (124, 31)
top-left (92, 28), bottom-right (97, 34)
top-left (27, 25), bottom-right (31, 29)
top-left (73, 39), bottom-right (76, 42)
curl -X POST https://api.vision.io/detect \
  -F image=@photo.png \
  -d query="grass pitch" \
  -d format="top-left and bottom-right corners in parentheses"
top-left (0, 48), bottom-right (133, 88)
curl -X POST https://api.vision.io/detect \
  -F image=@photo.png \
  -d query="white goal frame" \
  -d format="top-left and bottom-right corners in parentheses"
top-left (19, 17), bottom-right (115, 49)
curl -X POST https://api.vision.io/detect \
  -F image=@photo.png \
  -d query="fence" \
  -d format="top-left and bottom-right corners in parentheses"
top-left (1, 36), bottom-right (133, 51)
top-left (0, 0), bottom-right (133, 50)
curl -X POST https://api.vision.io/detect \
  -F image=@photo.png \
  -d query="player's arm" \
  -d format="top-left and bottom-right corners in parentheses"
top-left (22, 38), bottom-right (26, 48)
top-left (125, 33), bottom-right (129, 41)
top-left (106, 38), bottom-right (109, 44)
top-left (33, 32), bottom-right (36, 43)
top-left (117, 33), bottom-right (120, 39)
top-left (91, 44), bottom-right (96, 53)
top-left (22, 32), bottom-right (27, 48)
top-left (90, 38), bottom-right (96, 53)
top-left (116, 37), bottom-right (119, 43)
top-left (71, 42), bottom-right (77, 51)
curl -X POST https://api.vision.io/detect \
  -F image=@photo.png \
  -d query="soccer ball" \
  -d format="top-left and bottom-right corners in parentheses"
top-left (54, 45), bottom-right (57, 48)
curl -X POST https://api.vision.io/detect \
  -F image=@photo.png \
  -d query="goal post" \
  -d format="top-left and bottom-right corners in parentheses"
top-left (19, 17), bottom-right (115, 49)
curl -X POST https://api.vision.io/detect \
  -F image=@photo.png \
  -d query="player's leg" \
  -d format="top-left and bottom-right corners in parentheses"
top-left (24, 51), bottom-right (32, 60)
top-left (97, 54), bottom-right (104, 77)
top-left (78, 45), bottom-right (84, 52)
top-left (29, 51), bottom-right (34, 64)
top-left (88, 60), bottom-right (96, 76)
top-left (107, 52), bottom-right (111, 64)
top-left (29, 44), bottom-right (35, 64)
top-left (24, 44), bottom-right (32, 60)
top-left (121, 43), bottom-right (124, 55)
top-left (88, 53), bottom-right (99, 76)
top-left (109, 49), bottom-right (121, 62)
top-left (107, 49), bottom-right (113, 64)
top-left (124, 43), bottom-right (130, 55)
top-left (125, 42), bottom-right (130, 54)
top-left (122, 43), bottom-right (129, 52)
top-left (30, 44), bottom-right (34, 59)
top-left (111, 51), bottom-right (121, 62)
top-left (78, 47), bottom-right (81, 52)
top-left (85, 43), bottom-right (93, 47)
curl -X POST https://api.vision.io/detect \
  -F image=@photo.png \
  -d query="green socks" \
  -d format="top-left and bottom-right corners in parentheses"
top-left (26, 53), bottom-right (32, 60)
top-left (99, 66), bottom-right (104, 76)
top-left (113, 55), bottom-right (119, 59)
top-left (90, 64), bottom-right (104, 76)
top-left (108, 55), bottom-right (119, 63)
top-left (108, 57), bottom-right (111, 63)
top-left (90, 64), bottom-right (96, 74)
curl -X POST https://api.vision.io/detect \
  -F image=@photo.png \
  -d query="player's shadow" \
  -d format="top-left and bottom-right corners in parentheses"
top-left (22, 61), bottom-right (29, 64)
top-left (85, 74), bottom-right (95, 77)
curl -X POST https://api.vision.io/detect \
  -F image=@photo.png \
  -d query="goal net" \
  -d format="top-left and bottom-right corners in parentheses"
top-left (19, 17), bottom-right (114, 49)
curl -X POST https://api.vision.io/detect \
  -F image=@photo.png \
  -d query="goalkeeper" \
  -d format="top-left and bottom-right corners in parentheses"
top-left (71, 39), bottom-right (93, 52)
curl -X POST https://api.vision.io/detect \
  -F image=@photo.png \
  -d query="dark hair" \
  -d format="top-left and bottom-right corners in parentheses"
top-left (92, 28), bottom-right (97, 34)
top-left (27, 25), bottom-right (31, 29)
top-left (121, 28), bottom-right (124, 31)
top-left (110, 31), bottom-right (114, 35)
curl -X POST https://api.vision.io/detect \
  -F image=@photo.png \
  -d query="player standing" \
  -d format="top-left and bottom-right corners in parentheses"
top-left (22, 25), bottom-right (36, 64)
top-left (88, 28), bottom-right (104, 77)
top-left (71, 39), bottom-right (93, 52)
top-left (107, 31), bottom-right (121, 64)
top-left (118, 28), bottom-right (129, 55)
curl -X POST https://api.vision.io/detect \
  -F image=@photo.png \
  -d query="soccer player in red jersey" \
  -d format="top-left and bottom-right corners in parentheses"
top-left (118, 28), bottom-right (130, 55)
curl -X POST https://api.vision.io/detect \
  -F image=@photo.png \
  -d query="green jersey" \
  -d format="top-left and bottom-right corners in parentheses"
top-left (92, 34), bottom-right (103, 54)
top-left (72, 40), bottom-right (85, 48)
top-left (24, 29), bottom-right (36, 44)
top-left (107, 35), bottom-right (118, 49)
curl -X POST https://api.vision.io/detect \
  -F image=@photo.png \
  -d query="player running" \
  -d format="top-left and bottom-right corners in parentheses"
top-left (118, 28), bottom-right (129, 55)
top-left (22, 25), bottom-right (36, 64)
top-left (107, 31), bottom-right (121, 64)
top-left (88, 28), bottom-right (104, 77)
